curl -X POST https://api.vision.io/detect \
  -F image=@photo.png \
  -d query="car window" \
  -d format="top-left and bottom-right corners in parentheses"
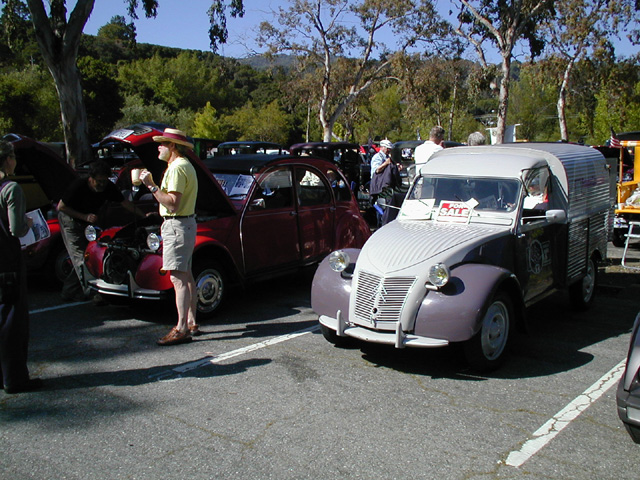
top-left (212, 173), bottom-right (254, 200)
top-left (253, 168), bottom-right (293, 209)
top-left (295, 167), bottom-right (331, 206)
top-left (326, 169), bottom-right (352, 202)
top-left (410, 176), bottom-right (520, 212)
top-left (523, 169), bottom-right (550, 213)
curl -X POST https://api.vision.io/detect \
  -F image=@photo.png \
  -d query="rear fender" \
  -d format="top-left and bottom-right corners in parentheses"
top-left (414, 263), bottom-right (522, 342)
top-left (311, 248), bottom-right (361, 322)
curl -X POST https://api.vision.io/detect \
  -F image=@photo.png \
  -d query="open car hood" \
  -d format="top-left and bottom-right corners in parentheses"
top-left (100, 124), bottom-right (236, 217)
top-left (4, 133), bottom-right (77, 208)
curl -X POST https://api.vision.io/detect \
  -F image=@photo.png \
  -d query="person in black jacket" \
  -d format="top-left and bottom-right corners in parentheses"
top-left (57, 160), bottom-right (145, 302)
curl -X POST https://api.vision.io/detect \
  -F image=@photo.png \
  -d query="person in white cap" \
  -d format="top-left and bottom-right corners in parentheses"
top-left (140, 128), bottom-right (200, 346)
top-left (370, 139), bottom-right (394, 178)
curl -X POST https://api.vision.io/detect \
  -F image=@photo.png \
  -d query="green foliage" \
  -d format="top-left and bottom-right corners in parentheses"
top-left (116, 52), bottom-right (228, 114)
top-left (592, 64), bottom-right (640, 143)
top-left (508, 63), bottom-right (559, 141)
top-left (193, 101), bottom-right (223, 139)
top-left (78, 56), bottom-right (124, 140)
top-left (116, 94), bottom-right (175, 128)
top-left (0, 65), bottom-right (61, 140)
top-left (222, 100), bottom-right (291, 143)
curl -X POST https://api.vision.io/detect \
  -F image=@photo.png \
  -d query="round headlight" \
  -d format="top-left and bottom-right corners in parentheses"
top-left (147, 233), bottom-right (162, 251)
top-left (428, 263), bottom-right (450, 287)
top-left (85, 225), bottom-right (98, 242)
top-left (328, 250), bottom-right (350, 272)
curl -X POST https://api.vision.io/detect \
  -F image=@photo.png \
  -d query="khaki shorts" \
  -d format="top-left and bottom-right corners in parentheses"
top-left (161, 217), bottom-right (196, 272)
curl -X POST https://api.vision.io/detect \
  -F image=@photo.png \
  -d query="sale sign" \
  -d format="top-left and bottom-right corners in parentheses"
top-left (435, 201), bottom-right (473, 223)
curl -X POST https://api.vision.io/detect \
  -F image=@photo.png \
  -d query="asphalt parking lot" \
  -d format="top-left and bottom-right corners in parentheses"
top-left (2, 243), bottom-right (640, 479)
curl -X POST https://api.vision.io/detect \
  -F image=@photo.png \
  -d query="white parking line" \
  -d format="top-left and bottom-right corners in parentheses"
top-left (506, 359), bottom-right (627, 468)
top-left (150, 324), bottom-right (320, 380)
top-left (30, 300), bottom-right (90, 314)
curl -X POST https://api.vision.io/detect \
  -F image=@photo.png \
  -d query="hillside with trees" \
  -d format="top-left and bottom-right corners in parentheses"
top-left (1, 0), bottom-right (639, 164)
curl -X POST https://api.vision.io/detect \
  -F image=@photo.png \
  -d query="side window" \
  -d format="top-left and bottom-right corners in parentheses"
top-left (295, 167), bottom-right (331, 206)
top-left (523, 169), bottom-right (550, 212)
top-left (327, 169), bottom-right (352, 202)
top-left (253, 168), bottom-right (293, 210)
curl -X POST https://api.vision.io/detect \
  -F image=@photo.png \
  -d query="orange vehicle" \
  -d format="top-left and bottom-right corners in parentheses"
top-left (612, 137), bottom-right (640, 247)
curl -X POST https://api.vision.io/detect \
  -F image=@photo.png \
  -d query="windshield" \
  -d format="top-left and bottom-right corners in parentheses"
top-left (409, 176), bottom-right (520, 211)
top-left (400, 175), bottom-right (521, 223)
top-left (212, 173), bottom-right (255, 200)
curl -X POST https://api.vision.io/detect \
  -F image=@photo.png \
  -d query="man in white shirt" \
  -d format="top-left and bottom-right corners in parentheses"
top-left (414, 126), bottom-right (445, 174)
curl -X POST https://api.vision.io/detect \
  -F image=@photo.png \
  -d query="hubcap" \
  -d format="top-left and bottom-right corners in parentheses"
top-left (582, 260), bottom-right (595, 302)
top-left (196, 269), bottom-right (223, 313)
top-left (481, 301), bottom-right (509, 361)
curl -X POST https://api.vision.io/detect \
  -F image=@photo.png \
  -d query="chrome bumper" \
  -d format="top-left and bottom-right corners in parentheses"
top-left (86, 271), bottom-right (166, 301)
top-left (319, 311), bottom-right (448, 348)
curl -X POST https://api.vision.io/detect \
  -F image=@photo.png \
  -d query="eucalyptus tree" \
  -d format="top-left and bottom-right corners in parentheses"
top-left (5, 0), bottom-right (244, 167)
top-left (258, 0), bottom-right (450, 143)
top-left (453, 0), bottom-right (554, 143)
top-left (540, 0), bottom-right (637, 141)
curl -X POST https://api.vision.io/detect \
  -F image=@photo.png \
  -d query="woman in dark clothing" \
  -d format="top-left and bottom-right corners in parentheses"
top-left (0, 140), bottom-right (42, 394)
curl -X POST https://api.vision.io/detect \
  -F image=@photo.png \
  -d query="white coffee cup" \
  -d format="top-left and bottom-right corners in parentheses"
top-left (131, 168), bottom-right (142, 186)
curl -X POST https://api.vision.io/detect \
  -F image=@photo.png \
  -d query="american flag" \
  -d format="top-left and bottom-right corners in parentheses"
top-left (610, 128), bottom-right (622, 148)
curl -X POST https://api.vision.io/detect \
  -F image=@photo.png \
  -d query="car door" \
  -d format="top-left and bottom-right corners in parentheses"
top-left (241, 166), bottom-right (301, 274)
top-left (294, 166), bottom-right (336, 262)
top-left (515, 168), bottom-right (560, 302)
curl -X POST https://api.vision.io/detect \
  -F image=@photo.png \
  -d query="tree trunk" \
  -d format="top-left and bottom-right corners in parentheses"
top-left (26, 0), bottom-right (95, 168)
top-left (495, 55), bottom-right (512, 144)
top-left (557, 57), bottom-right (576, 142)
top-left (48, 58), bottom-right (93, 168)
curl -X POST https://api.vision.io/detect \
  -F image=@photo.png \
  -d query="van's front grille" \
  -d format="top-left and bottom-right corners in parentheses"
top-left (354, 271), bottom-right (416, 324)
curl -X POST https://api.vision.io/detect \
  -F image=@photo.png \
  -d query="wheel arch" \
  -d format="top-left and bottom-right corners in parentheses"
top-left (414, 263), bottom-right (525, 342)
top-left (192, 243), bottom-right (241, 286)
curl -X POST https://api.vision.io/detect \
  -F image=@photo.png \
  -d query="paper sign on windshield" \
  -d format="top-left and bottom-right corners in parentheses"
top-left (399, 199), bottom-right (435, 219)
top-left (435, 200), bottom-right (473, 224)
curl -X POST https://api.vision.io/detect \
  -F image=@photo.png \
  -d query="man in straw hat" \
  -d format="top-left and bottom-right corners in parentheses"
top-left (140, 128), bottom-right (200, 346)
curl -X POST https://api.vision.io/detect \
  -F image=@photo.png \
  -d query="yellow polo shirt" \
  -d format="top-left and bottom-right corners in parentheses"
top-left (159, 157), bottom-right (198, 217)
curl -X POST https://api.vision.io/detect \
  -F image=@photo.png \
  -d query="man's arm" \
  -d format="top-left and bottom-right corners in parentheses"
top-left (120, 199), bottom-right (148, 218)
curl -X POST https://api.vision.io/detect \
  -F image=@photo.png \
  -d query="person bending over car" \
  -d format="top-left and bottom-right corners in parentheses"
top-left (57, 160), bottom-right (146, 303)
top-left (140, 128), bottom-right (199, 346)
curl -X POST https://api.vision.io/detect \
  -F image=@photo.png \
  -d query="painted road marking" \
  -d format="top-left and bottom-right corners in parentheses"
top-left (506, 359), bottom-right (626, 468)
top-left (30, 300), bottom-right (89, 314)
top-left (150, 324), bottom-right (321, 380)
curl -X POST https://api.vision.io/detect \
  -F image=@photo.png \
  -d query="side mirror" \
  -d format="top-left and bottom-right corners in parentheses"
top-left (250, 198), bottom-right (265, 210)
top-left (545, 209), bottom-right (566, 224)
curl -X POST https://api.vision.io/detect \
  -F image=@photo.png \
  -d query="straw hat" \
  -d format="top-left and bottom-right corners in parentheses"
top-left (152, 128), bottom-right (194, 149)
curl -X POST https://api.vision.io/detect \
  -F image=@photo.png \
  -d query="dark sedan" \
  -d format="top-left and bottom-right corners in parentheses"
top-left (617, 311), bottom-right (640, 443)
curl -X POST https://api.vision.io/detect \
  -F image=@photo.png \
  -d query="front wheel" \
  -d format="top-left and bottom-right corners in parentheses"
top-left (463, 292), bottom-right (513, 372)
top-left (569, 256), bottom-right (597, 311)
top-left (612, 229), bottom-right (626, 248)
top-left (193, 260), bottom-right (226, 319)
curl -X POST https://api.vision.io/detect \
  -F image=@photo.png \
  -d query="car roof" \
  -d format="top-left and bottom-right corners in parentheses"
top-left (290, 142), bottom-right (360, 151)
top-left (204, 154), bottom-right (292, 174)
top-left (426, 143), bottom-right (607, 195)
top-left (204, 154), bottom-right (339, 175)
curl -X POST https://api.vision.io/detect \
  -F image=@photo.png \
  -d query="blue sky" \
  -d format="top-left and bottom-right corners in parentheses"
top-left (81, 0), bottom-right (636, 60)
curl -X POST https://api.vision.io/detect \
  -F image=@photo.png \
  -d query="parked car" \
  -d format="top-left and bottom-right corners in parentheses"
top-left (83, 126), bottom-right (371, 318)
top-left (214, 141), bottom-right (286, 156)
top-left (289, 142), bottom-right (371, 210)
top-left (617, 311), bottom-right (640, 443)
top-left (4, 133), bottom-right (76, 283)
top-left (311, 143), bottom-right (611, 371)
